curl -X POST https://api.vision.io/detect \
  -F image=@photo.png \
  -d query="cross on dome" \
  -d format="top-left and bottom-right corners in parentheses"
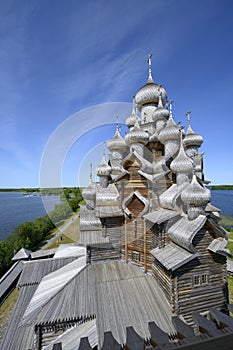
top-left (147, 54), bottom-right (154, 83)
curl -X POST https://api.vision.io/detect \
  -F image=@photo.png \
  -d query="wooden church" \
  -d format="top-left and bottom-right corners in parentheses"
top-left (2, 56), bottom-right (233, 350)
top-left (80, 55), bottom-right (230, 324)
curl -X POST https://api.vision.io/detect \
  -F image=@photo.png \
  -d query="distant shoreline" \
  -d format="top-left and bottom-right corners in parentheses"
top-left (211, 186), bottom-right (233, 190)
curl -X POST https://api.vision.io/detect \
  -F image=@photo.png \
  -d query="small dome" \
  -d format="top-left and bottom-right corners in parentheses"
top-left (125, 119), bottom-right (149, 146)
top-left (181, 175), bottom-right (211, 206)
top-left (158, 114), bottom-right (180, 143)
top-left (152, 94), bottom-right (170, 121)
top-left (170, 141), bottom-right (193, 174)
top-left (183, 124), bottom-right (203, 148)
top-left (82, 181), bottom-right (96, 201)
top-left (107, 129), bottom-right (128, 151)
top-left (96, 155), bottom-right (111, 177)
top-left (125, 97), bottom-right (138, 128)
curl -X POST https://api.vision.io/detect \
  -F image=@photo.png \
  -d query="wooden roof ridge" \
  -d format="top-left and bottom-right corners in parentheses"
top-left (18, 256), bottom-right (79, 287)
top-left (20, 257), bottom-right (87, 327)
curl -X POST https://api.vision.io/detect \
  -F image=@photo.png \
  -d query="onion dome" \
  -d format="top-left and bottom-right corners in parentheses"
top-left (135, 55), bottom-right (167, 111)
top-left (152, 92), bottom-right (170, 122)
top-left (183, 112), bottom-right (203, 148)
top-left (82, 164), bottom-right (96, 201)
top-left (125, 97), bottom-right (138, 128)
top-left (170, 137), bottom-right (193, 174)
top-left (96, 153), bottom-right (111, 177)
top-left (107, 118), bottom-right (128, 151)
top-left (181, 175), bottom-right (211, 207)
top-left (125, 118), bottom-right (149, 146)
top-left (158, 102), bottom-right (180, 143)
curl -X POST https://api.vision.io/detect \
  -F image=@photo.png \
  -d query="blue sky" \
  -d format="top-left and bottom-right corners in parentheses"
top-left (0, 0), bottom-right (232, 188)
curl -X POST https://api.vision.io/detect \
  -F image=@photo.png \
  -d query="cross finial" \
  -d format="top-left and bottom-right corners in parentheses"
top-left (116, 115), bottom-right (119, 131)
top-left (90, 163), bottom-right (93, 181)
top-left (147, 54), bottom-right (154, 83)
top-left (186, 111), bottom-right (191, 126)
top-left (132, 96), bottom-right (136, 114)
top-left (169, 100), bottom-right (173, 117)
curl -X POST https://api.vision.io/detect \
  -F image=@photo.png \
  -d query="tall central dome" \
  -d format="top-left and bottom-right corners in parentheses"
top-left (135, 54), bottom-right (167, 110)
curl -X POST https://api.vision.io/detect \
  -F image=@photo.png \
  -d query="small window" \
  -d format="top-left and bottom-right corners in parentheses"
top-left (194, 275), bottom-right (200, 286)
top-left (132, 251), bottom-right (140, 262)
top-left (193, 273), bottom-right (208, 287)
top-left (201, 274), bottom-right (208, 284)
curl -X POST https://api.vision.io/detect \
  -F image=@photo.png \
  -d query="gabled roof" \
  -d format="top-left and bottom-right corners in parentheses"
top-left (12, 247), bottom-right (31, 261)
top-left (22, 257), bottom-right (86, 326)
top-left (18, 256), bottom-right (78, 287)
top-left (151, 243), bottom-right (199, 271)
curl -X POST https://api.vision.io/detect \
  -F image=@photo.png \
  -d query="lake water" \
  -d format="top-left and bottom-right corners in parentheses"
top-left (0, 192), bottom-right (61, 240)
top-left (0, 190), bottom-right (232, 241)
top-left (210, 190), bottom-right (233, 218)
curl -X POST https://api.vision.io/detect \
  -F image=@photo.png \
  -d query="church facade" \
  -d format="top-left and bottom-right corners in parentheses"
top-left (80, 55), bottom-right (229, 324)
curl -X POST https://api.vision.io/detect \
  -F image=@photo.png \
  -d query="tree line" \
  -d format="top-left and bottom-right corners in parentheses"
top-left (211, 185), bottom-right (233, 190)
top-left (0, 187), bottom-right (83, 277)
